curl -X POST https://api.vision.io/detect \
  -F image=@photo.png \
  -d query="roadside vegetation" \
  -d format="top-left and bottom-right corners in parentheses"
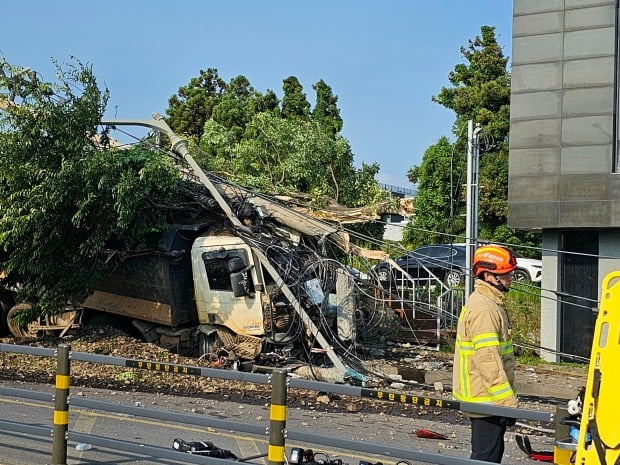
top-left (506, 283), bottom-right (541, 358)
top-left (403, 26), bottom-right (541, 256)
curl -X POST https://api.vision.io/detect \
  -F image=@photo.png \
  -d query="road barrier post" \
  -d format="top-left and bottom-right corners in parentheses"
top-left (52, 343), bottom-right (70, 465)
top-left (267, 369), bottom-right (287, 465)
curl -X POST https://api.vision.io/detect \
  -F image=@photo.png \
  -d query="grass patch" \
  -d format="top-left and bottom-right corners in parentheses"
top-left (516, 353), bottom-right (543, 366)
top-left (506, 282), bottom-right (541, 358)
top-left (538, 361), bottom-right (588, 375)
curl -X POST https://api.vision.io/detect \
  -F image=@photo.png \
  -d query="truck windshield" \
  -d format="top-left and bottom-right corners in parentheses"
top-left (203, 257), bottom-right (233, 291)
top-left (201, 249), bottom-right (250, 292)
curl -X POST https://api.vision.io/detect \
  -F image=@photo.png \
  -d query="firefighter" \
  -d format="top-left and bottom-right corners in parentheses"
top-left (452, 245), bottom-right (519, 463)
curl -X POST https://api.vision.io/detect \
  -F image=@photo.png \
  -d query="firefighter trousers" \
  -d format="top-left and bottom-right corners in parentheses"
top-left (470, 416), bottom-right (507, 463)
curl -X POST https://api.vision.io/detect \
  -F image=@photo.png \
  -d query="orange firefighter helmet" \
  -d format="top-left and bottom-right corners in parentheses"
top-left (472, 245), bottom-right (517, 277)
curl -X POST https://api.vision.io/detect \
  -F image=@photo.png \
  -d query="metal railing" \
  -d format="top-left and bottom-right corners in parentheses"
top-left (377, 272), bottom-right (465, 348)
top-left (0, 342), bottom-right (553, 465)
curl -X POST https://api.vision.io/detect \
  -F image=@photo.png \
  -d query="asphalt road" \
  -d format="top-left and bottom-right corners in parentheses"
top-left (0, 379), bottom-right (555, 465)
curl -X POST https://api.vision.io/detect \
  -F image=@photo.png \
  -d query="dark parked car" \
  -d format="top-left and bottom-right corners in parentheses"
top-left (375, 243), bottom-right (542, 288)
top-left (375, 244), bottom-right (467, 288)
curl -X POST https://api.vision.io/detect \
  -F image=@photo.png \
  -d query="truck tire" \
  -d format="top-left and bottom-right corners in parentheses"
top-left (84, 311), bottom-right (140, 338)
top-left (199, 331), bottom-right (223, 358)
top-left (7, 303), bottom-right (40, 339)
top-left (0, 297), bottom-right (14, 335)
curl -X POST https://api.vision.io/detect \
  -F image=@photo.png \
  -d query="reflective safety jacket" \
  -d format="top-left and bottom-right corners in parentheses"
top-left (452, 279), bottom-right (518, 414)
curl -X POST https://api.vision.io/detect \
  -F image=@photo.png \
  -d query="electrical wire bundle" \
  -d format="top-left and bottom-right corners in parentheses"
top-left (100, 123), bottom-right (604, 374)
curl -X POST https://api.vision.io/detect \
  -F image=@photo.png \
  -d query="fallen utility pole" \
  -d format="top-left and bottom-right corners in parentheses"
top-left (101, 114), bottom-right (348, 373)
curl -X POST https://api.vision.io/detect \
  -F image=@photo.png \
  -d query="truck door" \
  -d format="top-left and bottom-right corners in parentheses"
top-left (192, 243), bottom-right (264, 336)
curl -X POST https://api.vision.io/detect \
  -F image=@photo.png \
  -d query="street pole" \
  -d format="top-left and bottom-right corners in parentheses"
top-left (267, 370), bottom-right (287, 465)
top-left (51, 344), bottom-right (70, 465)
top-left (464, 120), bottom-right (481, 300)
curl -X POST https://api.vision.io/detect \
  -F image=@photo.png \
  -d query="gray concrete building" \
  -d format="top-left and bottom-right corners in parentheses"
top-left (508, 0), bottom-right (619, 361)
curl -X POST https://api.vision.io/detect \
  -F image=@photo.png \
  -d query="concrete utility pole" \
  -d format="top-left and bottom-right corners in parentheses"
top-left (464, 120), bottom-right (481, 300)
top-left (100, 115), bottom-right (347, 375)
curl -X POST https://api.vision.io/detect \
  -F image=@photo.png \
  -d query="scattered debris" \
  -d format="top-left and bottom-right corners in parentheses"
top-left (415, 429), bottom-right (449, 440)
top-left (515, 435), bottom-right (554, 462)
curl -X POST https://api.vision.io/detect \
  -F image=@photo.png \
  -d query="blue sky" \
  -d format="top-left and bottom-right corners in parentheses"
top-left (1, 1), bottom-right (512, 187)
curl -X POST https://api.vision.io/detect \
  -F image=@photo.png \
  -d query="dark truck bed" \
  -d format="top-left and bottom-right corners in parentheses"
top-left (84, 224), bottom-right (209, 327)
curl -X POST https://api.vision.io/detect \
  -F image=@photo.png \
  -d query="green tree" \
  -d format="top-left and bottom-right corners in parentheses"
top-left (230, 111), bottom-right (352, 199)
top-left (197, 76), bottom-right (279, 169)
top-left (403, 137), bottom-right (464, 247)
top-left (0, 59), bottom-right (183, 319)
top-left (211, 75), bottom-right (254, 142)
top-left (172, 70), bottom-right (389, 226)
top-left (198, 119), bottom-right (236, 169)
top-left (406, 26), bottom-right (540, 251)
top-left (312, 79), bottom-right (343, 136)
top-left (281, 76), bottom-right (310, 120)
top-left (340, 162), bottom-right (389, 208)
top-left (247, 88), bottom-right (279, 116)
top-left (166, 68), bottom-right (226, 141)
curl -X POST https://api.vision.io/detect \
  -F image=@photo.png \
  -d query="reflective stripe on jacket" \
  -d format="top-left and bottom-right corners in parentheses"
top-left (452, 279), bottom-right (518, 414)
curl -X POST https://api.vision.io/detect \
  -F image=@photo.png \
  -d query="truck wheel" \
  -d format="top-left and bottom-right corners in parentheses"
top-left (199, 331), bottom-right (223, 358)
top-left (0, 298), bottom-right (14, 335)
top-left (7, 303), bottom-right (40, 339)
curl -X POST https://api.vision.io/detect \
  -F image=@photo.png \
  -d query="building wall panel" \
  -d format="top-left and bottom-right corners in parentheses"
top-left (565, 5), bottom-right (615, 30)
top-left (510, 119), bottom-right (562, 149)
top-left (563, 57), bottom-right (615, 87)
top-left (564, 28), bottom-right (615, 59)
top-left (562, 86), bottom-right (614, 116)
top-left (514, 0), bottom-right (562, 16)
top-left (559, 200), bottom-right (610, 226)
top-left (511, 91), bottom-right (562, 119)
top-left (560, 145), bottom-right (612, 174)
top-left (509, 148), bottom-right (561, 176)
top-left (513, 33), bottom-right (564, 65)
top-left (514, 11), bottom-right (563, 36)
top-left (561, 116), bottom-right (613, 146)
top-left (512, 62), bottom-right (562, 92)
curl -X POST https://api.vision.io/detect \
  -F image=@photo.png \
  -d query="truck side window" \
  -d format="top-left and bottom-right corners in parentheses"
top-left (203, 257), bottom-right (233, 291)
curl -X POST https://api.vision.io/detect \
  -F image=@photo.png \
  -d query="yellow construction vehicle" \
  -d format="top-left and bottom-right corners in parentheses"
top-left (570, 270), bottom-right (620, 465)
top-left (551, 271), bottom-right (620, 465)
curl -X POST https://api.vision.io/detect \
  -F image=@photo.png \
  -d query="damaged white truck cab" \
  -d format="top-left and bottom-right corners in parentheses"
top-left (193, 234), bottom-right (264, 336)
